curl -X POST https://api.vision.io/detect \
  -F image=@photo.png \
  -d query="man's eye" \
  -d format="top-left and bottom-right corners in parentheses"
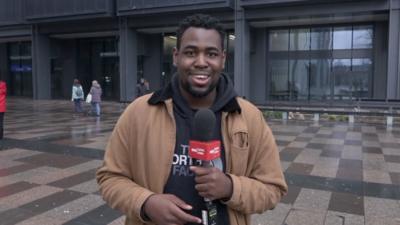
top-left (208, 52), bottom-right (218, 57)
top-left (184, 51), bottom-right (195, 57)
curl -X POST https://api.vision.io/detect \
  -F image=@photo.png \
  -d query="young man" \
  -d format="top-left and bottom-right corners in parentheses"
top-left (97, 14), bottom-right (287, 225)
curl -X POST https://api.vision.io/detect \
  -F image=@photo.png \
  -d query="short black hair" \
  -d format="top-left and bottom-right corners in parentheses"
top-left (176, 14), bottom-right (225, 50)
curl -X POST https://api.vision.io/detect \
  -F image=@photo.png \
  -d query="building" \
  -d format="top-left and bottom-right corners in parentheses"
top-left (0, 0), bottom-right (399, 105)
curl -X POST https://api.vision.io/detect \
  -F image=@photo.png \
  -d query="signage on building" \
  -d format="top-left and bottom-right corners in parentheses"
top-left (10, 64), bottom-right (32, 72)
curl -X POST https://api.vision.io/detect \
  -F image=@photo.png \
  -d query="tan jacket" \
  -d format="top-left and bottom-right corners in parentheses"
top-left (96, 94), bottom-right (288, 225)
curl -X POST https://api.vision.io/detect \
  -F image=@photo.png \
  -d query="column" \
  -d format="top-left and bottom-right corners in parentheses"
top-left (32, 25), bottom-right (51, 99)
top-left (234, 5), bottom-right (250, 99)
top-left (119, 17), bottom-right (137, 102)
top-left (387, 0), bottom-right (400, 99)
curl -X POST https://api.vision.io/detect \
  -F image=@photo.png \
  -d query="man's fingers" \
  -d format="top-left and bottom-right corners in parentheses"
top-left (165, 194), bottom-right (193, 210)
top-left (189, 166), bottom-right (202, 175)
top-left (198, 191), bottom-right (214, 200)
top-left (190, 166), bottom-right (211, 176)
top-left (174, 209), bottom-right (202, 224)
top-left (195, 183), bottom-right (211, 192)
top-left (166, 197), bottom-right (202, 224)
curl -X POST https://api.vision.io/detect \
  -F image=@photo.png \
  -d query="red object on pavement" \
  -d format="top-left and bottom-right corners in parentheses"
top-left (0, 81), bottom-right (6, 112)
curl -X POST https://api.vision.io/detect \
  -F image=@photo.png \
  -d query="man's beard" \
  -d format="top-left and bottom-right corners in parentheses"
top-left (181, 80), bottom-right (217, 98)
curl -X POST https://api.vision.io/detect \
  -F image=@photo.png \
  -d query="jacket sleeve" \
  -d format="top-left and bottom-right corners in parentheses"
top-left (0, 83), bottom-right (6, 95)
top-left (224, 110), bottom-right (288, 214)
top-left (80, 87), bottom-right (85, 99)
top-left (96, 105), bottom-right (154, 221)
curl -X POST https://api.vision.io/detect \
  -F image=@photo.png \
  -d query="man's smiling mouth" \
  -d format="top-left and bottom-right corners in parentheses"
top-left (190, 74), bottom-right (210, 86)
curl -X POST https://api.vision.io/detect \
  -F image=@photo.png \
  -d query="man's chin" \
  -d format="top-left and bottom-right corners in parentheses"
top-left (187, 87), bottom-right (213, 98)
top-left (181, 80), bottom-right (216, 98)
top-left (189, 90), bottom-right (209, 98)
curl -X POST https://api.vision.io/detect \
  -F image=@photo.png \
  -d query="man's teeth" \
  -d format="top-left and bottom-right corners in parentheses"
top-left (194, 75), bottom-right (208, 79)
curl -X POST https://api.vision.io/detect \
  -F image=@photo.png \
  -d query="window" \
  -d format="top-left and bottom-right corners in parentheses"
top-left (333, 59), bottom-right (352, 99)
top-left (311, 27), bottom-right (332, 50)
top-left (270, 60), bottom-right (289, 100)
top-left (290, 29), bottom-right (310, 51)
top-left (310, 59), bottom-right (331, 100)
top-left (353, 26), bottom-right (373, 49)
top-left (269, 30), bottom-right (289, 51)
top-left (268, 24), bottom-right (374, 101)
top-left (289, 59), bottom-right (309, 100)
top-left (333, 27), bottom-right (352, 50)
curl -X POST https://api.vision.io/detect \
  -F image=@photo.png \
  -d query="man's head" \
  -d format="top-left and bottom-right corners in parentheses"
top-left (176, 14), bottom-right (225, 51)
top-left (173, 14), bottom-right (226, 102)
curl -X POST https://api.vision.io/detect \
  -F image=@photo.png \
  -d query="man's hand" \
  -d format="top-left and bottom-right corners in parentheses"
top-left (190, 166), bottom-right (233, 201)
top-left (143, 194), bottom-right (202, 225)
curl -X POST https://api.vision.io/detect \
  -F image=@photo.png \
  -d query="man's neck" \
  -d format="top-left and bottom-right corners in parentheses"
top-left (180, 88), bottom-right (216, 109)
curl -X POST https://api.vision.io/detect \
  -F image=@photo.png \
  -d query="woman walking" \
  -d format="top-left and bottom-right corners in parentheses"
top-left (89, 80), bottom-right (102, 116)
top-left (71, 79), bottom-right (84, 113)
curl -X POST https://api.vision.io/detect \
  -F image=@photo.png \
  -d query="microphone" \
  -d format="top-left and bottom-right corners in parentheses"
top-left (189, 109), bottom-right (221, 165)
top-left (189, 109), bottom-right (220, 225)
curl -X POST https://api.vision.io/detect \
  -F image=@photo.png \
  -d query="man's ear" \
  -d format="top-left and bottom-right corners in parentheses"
top-left (222, 50), bottom-right (226, 69)
top-left (172, 47), bottom-right (178, 66)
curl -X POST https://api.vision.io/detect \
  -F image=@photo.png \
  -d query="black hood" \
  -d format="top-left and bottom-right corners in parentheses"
top-left (209, 73), bottom-right (237, 112)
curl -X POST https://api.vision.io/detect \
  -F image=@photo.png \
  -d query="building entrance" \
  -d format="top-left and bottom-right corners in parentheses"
top-left (8, 42), bottom-right (33, 97)
top-left (77, 37), bottom-right (119, 100)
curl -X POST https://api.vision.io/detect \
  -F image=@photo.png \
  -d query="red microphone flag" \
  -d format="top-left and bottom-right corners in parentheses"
top-left (189, 140), bottom-right (221, 161)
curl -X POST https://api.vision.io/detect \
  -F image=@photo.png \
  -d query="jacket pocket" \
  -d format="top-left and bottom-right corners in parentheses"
top-left (229, 131), bottom-right (249, 176)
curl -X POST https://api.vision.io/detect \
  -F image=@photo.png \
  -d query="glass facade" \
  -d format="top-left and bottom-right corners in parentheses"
top-left (268, 24), bottom-right (374, 101)
top-left (8, 42), bottom-right (33, 97)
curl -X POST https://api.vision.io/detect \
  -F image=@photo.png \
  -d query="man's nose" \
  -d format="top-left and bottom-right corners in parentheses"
top-left (194, 54), bottom-right (208, 67)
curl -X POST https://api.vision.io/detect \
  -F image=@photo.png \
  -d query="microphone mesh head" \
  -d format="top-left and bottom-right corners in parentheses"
top-left (192, 108), bottom-right (216, 141)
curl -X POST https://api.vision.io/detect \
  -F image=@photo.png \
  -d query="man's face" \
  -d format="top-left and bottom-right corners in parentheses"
top-left (173, 27), bottom-right (226, 98)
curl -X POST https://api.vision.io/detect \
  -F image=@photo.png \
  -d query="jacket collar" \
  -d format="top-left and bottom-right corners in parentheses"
top-left (148, 81), bottom-right (241, 113)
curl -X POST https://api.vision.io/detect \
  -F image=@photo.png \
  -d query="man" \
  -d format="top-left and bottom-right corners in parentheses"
top-left (97, 14), bottom-right (287, 225)
top-left (136, 78), bottom-right (149, 97)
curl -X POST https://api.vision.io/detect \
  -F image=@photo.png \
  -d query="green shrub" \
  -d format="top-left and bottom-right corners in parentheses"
top-left (262, 110), bottom-right (283, 119)
top-left (328, 115), bottom-right (336, 121)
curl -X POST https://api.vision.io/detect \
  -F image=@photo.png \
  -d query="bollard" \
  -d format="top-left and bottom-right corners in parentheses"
top-left (313, 113), bottom-right (319, 122)
top-left (387, 116), bottom-right (393, 127)
top-left (282, 112), bottom-right (288, 120)
top-left (349, 115), bottom-right (354, 124)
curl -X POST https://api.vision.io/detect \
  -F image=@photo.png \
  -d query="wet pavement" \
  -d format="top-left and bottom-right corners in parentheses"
top-left (0, 97), bottom-right (399, 225)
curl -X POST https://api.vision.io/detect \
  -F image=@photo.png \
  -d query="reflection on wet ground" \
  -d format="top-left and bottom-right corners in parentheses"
top-left (0, 97), bottom-right (399, 225)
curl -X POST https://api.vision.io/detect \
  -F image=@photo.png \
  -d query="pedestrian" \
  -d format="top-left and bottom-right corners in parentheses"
top-left (71, 78), bottom-right (84, 113)
top-left (144, 79), bottom-right (150, 93)
top-left (0, 79), bottom-right (6, 139)
top-left (89, 80), bottom-right (102, 116)
top-left (136, 77), bottom-right (149, 97)
top-left (97, 14), bottom-right (287, 225)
